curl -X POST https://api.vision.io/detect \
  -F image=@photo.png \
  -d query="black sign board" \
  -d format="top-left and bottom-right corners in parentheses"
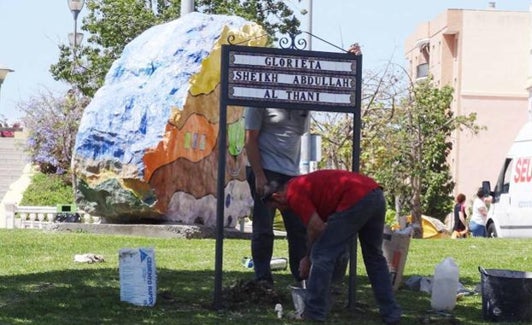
top-left (221, 45), bottom-right (361, 113)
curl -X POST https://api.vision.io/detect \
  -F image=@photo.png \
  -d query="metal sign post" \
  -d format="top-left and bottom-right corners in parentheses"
top-left (215, 43), bottom-right (362, 309)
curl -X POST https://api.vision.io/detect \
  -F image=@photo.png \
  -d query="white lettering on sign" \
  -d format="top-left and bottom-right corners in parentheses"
top-left (232, 54), bottom-right (355, 73)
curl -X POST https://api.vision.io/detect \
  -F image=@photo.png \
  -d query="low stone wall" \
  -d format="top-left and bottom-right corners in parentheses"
top-left (49, 223), bottom-right (253, 239)
top-left (2, 203), bottom-right (257, 239)
top-left (2, 203), bottom-right (95, 229)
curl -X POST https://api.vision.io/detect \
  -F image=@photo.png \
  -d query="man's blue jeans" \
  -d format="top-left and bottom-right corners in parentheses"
top-left (304, 188), bottom-right (402, 323)
top-left (246, 167), bottom-right (307, 283)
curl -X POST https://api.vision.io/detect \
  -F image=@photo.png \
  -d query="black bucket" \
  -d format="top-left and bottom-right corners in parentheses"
top-left (479, 267), bottom-right (532, 322)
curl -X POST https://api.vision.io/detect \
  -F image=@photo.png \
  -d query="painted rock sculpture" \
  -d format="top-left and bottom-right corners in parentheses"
top-left (72, 13), bottom-right (266, 226)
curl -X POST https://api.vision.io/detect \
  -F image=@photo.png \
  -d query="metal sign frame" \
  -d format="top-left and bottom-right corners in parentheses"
top-left (214, 43), bottom-right (362, 309)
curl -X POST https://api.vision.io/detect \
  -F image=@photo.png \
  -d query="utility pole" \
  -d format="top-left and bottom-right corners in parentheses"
top-left (181, 0), bottom-right (194, 16)
top-left (298, 0), bottom-right (313, 50)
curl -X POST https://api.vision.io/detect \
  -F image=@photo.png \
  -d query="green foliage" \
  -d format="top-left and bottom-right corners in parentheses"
top-left (312, 113), bottom-right (353, 170)
top-left (395, 79), bottom-right (480, 224)
top-left (272, 210), bottom-right (285, 231)
top-left (198, 0), bottom-right (300, 35)
top-left (314, 70), bottom-right (482, 236)
top-left (385, 209), bottom-right (397, 227)
top-left (20, 172), bottom-right (74, 206)
top-left (51, 0), bottom-right (300, 97)
top-left (1, 229), bottom-right (531, 324)
top-left (401, 81), bottom-right (456, 221)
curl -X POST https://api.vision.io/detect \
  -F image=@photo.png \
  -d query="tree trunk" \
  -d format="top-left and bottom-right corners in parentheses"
top-left (411, 191), bottom-right (423, 238)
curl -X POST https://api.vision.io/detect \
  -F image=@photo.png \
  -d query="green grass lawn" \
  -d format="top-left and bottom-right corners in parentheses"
top-left (0, 229), bottom-right (530, 324)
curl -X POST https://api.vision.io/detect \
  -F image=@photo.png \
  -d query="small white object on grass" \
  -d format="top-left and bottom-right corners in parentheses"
top-left (274, 303), bottom-right (283, 318)
top-left (74, 253), bottom-right (105, 263)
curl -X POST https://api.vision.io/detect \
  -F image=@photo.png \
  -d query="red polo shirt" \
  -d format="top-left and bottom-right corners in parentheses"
top-left (285, 170), bottom-right (380, 225)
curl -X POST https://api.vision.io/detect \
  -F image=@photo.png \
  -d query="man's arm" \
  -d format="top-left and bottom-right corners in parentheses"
top-left (306, 212), bottom-right (326, 247)
top-left (299, 211), bottom-right (326, 279)
top-left (245, 129), bottom-right (267, 197)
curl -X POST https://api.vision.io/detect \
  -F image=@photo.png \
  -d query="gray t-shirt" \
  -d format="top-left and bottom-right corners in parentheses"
top-left (245, 107), bottom-right (310, 176)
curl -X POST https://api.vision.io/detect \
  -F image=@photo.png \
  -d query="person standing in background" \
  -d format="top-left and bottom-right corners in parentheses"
top-left (244, 107), bottom-right (309, 286)
top-left (470, 188), bottom-right (488, 237)
top-left (452, 193), bottom-right (468, 238)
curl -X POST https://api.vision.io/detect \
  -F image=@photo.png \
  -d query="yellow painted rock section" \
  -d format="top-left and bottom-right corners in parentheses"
top-left (142, 22), bottom-right (267, 184)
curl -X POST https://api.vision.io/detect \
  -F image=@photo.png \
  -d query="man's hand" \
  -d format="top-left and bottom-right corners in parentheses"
top-left (348, 43), bottom-right (362, 56)
top-left (299, 213), bottom-right (326, 279)
top-left (299, 256), bottom-right (311, 279)
top-left (255, 173), bottom-right (267, 198)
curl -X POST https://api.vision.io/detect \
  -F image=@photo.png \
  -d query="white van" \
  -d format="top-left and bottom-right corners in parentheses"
top-left (481, 121), bottom-right (532, 238)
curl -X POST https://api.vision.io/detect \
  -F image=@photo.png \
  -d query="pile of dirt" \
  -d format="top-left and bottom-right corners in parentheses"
top-left (222, 279), bottom-right (289, 308)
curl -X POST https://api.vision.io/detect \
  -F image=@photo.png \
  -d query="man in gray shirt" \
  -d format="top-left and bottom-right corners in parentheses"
top-left (245, 107), bottom-right (309, 286)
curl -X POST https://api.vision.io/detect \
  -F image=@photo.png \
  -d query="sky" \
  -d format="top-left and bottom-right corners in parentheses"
top-left (0, 0), bottom-right (530, 123)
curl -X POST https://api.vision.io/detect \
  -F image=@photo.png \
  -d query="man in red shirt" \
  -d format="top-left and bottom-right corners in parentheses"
top-left (263, 169), bottom-right (401, 324)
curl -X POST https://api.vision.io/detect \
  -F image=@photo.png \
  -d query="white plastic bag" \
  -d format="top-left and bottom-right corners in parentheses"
top-left (119, 247), bottom-right (157, 306)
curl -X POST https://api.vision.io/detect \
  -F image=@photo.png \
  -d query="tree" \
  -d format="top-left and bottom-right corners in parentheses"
top-left (391, 78), bottom-right (481, 237)
top-left (50, 0), bottom-right (300, 97)
top-left (19, 89), bottom-right (89, 181)
top-left (313, 67), bottom-right (482, 238)
top-left (313, 63), bottom-right (408, 171)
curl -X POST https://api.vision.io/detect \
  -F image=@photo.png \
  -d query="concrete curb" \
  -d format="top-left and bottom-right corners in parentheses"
top-left (49, 222), bottom-right (287, 240)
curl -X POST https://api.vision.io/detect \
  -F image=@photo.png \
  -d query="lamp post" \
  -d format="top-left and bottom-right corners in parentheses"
top-left (67, 0), bottom-right (84, 65)
top-left (0, 66), bottom-right (14, 89)
top-left (0, 65), bottom-right (14, 109)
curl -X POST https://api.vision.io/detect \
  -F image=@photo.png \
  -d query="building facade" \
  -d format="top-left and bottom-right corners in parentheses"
top-left (404, 7), bottom-right (530, 200)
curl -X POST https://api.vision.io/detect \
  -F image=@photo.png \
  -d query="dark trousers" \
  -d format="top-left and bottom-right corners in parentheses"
top-left (304, 189), bottom-right (402, 322)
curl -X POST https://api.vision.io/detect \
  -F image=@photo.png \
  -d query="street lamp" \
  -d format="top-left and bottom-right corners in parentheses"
top-left (67, 0), bottom-right (84, 64)
top-left (0, 65), bottom-right (14, 107)
top-left (0, 66), bottom-right (14, 88)
top-left (68, 32), bottom-right (84, 48)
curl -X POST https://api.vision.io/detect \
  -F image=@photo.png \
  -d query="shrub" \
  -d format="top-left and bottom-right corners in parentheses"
top-left (385, 209), bottom-right (397, 227)
top-left (20, 172), bottom-right (74, 206)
